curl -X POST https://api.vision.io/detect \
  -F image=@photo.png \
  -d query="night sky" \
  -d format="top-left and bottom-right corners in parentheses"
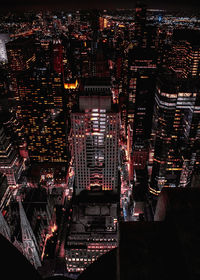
top-left (1, 0), bottom-right (200, 12)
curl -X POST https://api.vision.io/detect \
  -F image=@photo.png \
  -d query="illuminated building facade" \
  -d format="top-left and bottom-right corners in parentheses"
top-left (132, 141), bottom-right (149, 170)
top-left (127, 48), bottom-right (157, 127)
top-left (150, 70), bottom-right (182, 194)
top-left (0, 34), bottom-right (9, 63)
top-left (53, 40), bottom-right (63, 74)
top-left (66, 197), bottom-right (118, 273)
top-left (0, 173), bottom-right (9, 211)
top-left (127, 48), bottom-right (157, 169)
top-left (178, 80), bottom-right (200, 187)
top-left (149, 70), bottom-right (200, 194)
top-left (134, 1), bottom-right (147, 47)
top-left (169, 29), bottom-right (200, 78)
top-left (78, 42), bottom-right (110, 79)
top-left (66, 92), bottom-right (119, 273)
top-left (6, 38), bottom-right (36, 72)
top-left (16, 66), bottom-right (68, 163)
top-left (71, 94), bottom-right (120, 195)
top-left (0, 125), bottom-right (24, 186)
top-left (0, 110), bottom-right (27, 159)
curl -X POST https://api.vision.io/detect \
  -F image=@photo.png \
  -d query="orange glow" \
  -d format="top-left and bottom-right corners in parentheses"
top-left (41, 223), bottom-right (57, 260)
top-left (64, 79), bottom-right (78, 89)
top-left (148, 185), bottom-right (160, 196)
top-left (51, 223), bottom-right (57, 233)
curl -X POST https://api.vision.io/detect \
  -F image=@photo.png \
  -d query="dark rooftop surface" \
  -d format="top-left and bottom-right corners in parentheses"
top-left (128, 47), bottom-right (157, 60)
top-left (73, 190), bottom-right (120, 204)
top-left (118, 221), bottom-right (189, 280)
top-left (83, 77), bottom-right (111, 87)
top-left (6, 37), bottom-right (36, 47)
top-left (157, 67), bottom-right (178, 91)
top-left (173, 29), bottom-right (200, 46)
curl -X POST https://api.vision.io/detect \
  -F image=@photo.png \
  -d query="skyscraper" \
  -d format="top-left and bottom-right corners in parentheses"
top-left (127, 47), bottom-right (157, 170)
top-left (16, 66), bottom-right (68, 163)
top-left (0, 124), bottom-right (24, 186)
top-left (66, 91), bottom-right (120, 273)
top-left (149, 70), bottom-right (182, 194)
top-left (149, 69), bottom-right (200, 195)
top-left (134, 1), bottom-right (147, 47)
top-left (6, 37), bottom-right (36, 72)
top-left (0, 34), bottom-right (9, 63)
top-left (71, 94), bottom-right (120, 194)
top-left (169, 29), bottom-right (200, 78)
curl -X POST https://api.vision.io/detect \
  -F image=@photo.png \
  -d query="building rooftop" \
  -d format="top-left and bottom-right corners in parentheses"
top-left (73, 190), bottom-right (120, 204)
top-left (128, 47), bottom-right (157, 60)
top-left (6, 36), bottom-right (36, 48)
top-left (173, 29), bottom-right (200, 46)
top-left (157, 67), bottom-right (178, 92)
top-left (83, 77), bottom-right (111, 87)
top-left (76, 187), bottom-right (200, 280)
top-left (79, 95), bottom-right (112, 111)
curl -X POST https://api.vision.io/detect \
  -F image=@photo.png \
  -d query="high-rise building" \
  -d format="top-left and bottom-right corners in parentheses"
top-left (134, 1), bottom-right (147, 47)
top-left (0, 124), bottom-right (24, 186)
top-left (65, 194), bottom-right (118, 273)
top-left (0, 173), bottom-right (9, 211)
top-left (168, 29), bottom-right (200, 78)
top-left (66, 91), bottom-right (120, 273)
top-left (71, 94), bottom-right (120, 195)
top-left (0, 34), bottom-right (9, 63)
top-left (127, 48), bottom-right (157, 126)
top-left (127, 48), bottom-right (157, 169)
top-left (149, 70), bottom-right (181, 194)
top-left (149, 69), bottom-right (200, 195)
top-left (6, 38), bottom-right (36, 72)
top-left (178, 79), bottom-right (200, 188)
top-left (16, 66), bottom-right (68, 163)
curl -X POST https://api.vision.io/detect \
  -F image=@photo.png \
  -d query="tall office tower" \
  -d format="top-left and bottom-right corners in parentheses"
top-left (71, 94), bottom-right (120, 194)
top-left (5, 38), bottom-right (37, 154)
top-left (89, 10), bottom-right (100, 41)
top-left (149, 70), bottom-right (200, 195)
top-left (127, 48), bottom-right (157, 126)
top-left (0, 124), bottom-right (24, 186)
top-left (178, 79), bottom-right (200, 188)
top-left (6, 38), bottom-right (36, 72)
top-left (0, 66), bottom-right (10, 96)
top-left (0, 126), bottom-right (24, 186)
top-left (168, 29), bottom-right (200, 78)
top-left (0, 173), bottom-right (9, 211)
top-left (134, 0), bottom-right (147, 47)
top-left (149, 70), bottom-right (181, 194)
top-left (66, 93), bottom-right (120, 273)
top-left (16, 65), bottom-right (68, 163)
top-left (81, 43), bottom-right (110, 79)
top-left (127, 48), bottom-right (157, 169)
top-left (53, 40), bottom-right (63, 74)
top-left (0, 34), bottom-right (9, 63)
top-left (144, 25), bottom-right (158, 49)
top-left (92, 49), bottom-right (110, 78)
top-left (3, 112), bottom-right (28, 159)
